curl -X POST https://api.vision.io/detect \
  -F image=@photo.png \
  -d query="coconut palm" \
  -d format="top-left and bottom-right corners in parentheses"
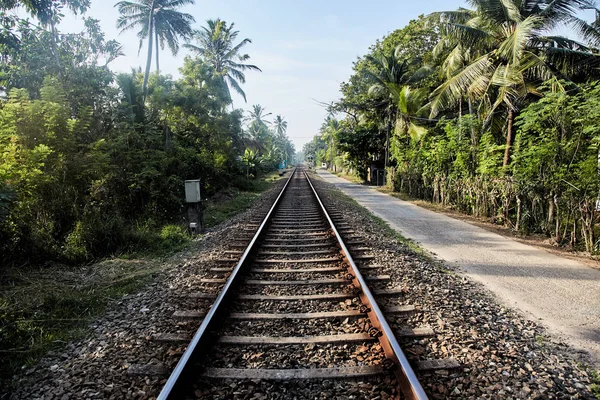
top-left (185, 19), bottom-right (261, 103)
top-left (247, 104), bottom-right (272, 127)
top-left (272, 115), bottom-right (290, 163)
top-left (246, 121), bottom-right (271, 152)
top-left (320, 116), bottom-right (342, 171)
top-left (428, 0), bottom-right (600, 167)
top-left (273, 115), bottom-right (288, 136)
top-left (115, 0), bottom-right (195, 98)
top-left (364, 49), bottom-right (413, 168)
top-left (396, 86), bottom-right (429, 141)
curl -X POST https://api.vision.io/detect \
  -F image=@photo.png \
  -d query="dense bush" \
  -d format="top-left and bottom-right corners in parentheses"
top-left (305, 5), bottom-right (600, 252)
top-left (0, 11), bottom-right (294, 266)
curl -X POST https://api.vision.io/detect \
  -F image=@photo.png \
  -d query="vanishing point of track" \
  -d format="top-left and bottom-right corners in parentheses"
top-left (158, 168), bottom-right (432, 399)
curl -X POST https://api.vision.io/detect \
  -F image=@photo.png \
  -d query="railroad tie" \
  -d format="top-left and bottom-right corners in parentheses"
top-left (172, 310), bottom-right (205, 320)
top-left (253, 257), bottom-right (341, 264)
top-left (250, 267), bottom-right (343, 273)
top-left (228, 310), bottom-right (364, 320)
top-left (201, 366), bottom-right (386, 380)
top-left (414, 359), bottom-right (461, 371)
top-left (218, 333), bottom-right (375, 345)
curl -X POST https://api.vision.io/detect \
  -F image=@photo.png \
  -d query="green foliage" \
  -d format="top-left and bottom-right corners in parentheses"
top-left (62, 221), bottom-right (89, 261)
top-left (185, 19), bottom-right (261, 103)
top-left (0, 11), bottom-right (291, 266)
top-left (309, 6), bottom-right (600, 252)
top-left (590, 369), bottom-right (600, 399)
top-left (0, 258), bottom-right (160, 388)
top-left (160, 224), bottom-right (188, 248)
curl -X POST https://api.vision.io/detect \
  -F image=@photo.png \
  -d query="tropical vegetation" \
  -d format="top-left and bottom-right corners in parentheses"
top-left (305, 0), bottom-right (600, 252)
top-left (0, 1), bottom-right (295, 266)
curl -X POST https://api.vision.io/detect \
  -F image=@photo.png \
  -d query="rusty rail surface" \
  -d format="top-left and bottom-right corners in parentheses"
top-left (303, 169), bottom-right (427, 400)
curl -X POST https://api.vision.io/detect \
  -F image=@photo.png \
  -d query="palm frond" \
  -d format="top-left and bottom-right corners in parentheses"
top-left (567, 15), bottom-right (600, 48)
top-left (430, 54), bottom-right (494, 117)
top-left (425, 9), bottom-right (475, 25)
top-left (441, 23), bottom-right (492, 48)
top-left (227, 61), bottom-right (262, 72)
top-left (115, 1), bottom-right (149, 15)
top-left (530, 35), bottom-right (591, 50)
top-left (544, 46), bottom-right (600, 77)
top-left (500, 0), bottom-right (523, 22)
top-left (498, 15), bottom-right (543, 65)
top-left (116, 14), bottom-right (146, 31)
top-left (161, 0), bottom-right (195, 8)
top-left (408, 123), bottom-right (428, 141)
top-left (225, 38), bottom-right (252, 59)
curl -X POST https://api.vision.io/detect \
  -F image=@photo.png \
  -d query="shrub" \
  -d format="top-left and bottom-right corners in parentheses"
top-left (160, 224), bottom-right (188, 248)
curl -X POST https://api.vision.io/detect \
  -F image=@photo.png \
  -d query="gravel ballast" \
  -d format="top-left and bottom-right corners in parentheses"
top-left (7, 170), bottom-right (599, 399)
top-left (311, 171), bottom-right (598, 399)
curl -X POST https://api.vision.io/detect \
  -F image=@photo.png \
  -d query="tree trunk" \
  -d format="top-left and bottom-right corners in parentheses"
top-left (50, 19), bottom-right (62, 71)
top-left (155, 29), bottom-right (160, 73)
top-left (458, 98), bottom-right (462, 131)
top-left (515, 195), bottom-right (521, 232)
top-left (142, 0), bottom-right (156, 100)
top-left (468, 97), bottom-right (477, 146)
top-left (554, 194), bottom-right (560, 243)
top-left (547, 195), bottom-right (554, 233)
top-left (385, 107), bottom-right (392, 169)
top-left (503, 109), bottom-right (515, 168)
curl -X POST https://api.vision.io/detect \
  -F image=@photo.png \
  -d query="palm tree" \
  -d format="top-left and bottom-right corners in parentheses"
top-left (428, 0), bottom-right (600, 167)
top-left (247, 104), bottom-right (272, 127)
top-left (273, 115), bottom-right (289, 163)
top-left (185, 19), bottom-right (261, 103)
top-left (246, 122), bottom-right (271, 152)
top-left (396, 86), bottom-right (429, 141)
top-left (273, 115), bottom-right (288, 136)
top-left (364, 49), bottom-right (413, 169)
top-left (321, 116), bottom-right (341, 171)
top-left (115, 0), bottom-right (195, 98)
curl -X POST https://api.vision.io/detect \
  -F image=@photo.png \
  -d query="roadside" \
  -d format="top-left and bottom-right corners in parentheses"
top-left (310, 172), bottom-right (599, 399)
top-left (318, 169), bottom-right (600, 368)
top-left (334, 170), bottom-right (600, 270)
top-left (379, 186), bottom-right (600, 271)
top-left (0, 171), bottom-right (285, 390)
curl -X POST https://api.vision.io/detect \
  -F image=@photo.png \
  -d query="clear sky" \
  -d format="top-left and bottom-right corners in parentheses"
top-left (55, 0), bottom-right (470, 150)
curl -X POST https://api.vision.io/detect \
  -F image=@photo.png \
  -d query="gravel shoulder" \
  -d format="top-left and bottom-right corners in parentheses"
top-left (6, 179), bottom-right (287, 399)
top-left (311, 172), bottom-right (599, 399)
top-left (317, 168), bottom-right (600, 369)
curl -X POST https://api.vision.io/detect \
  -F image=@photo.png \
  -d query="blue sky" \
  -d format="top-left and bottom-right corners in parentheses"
top-left (56, 0), bottom-right (471, 150)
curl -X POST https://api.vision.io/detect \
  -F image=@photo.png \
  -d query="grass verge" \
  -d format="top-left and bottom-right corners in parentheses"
top-left (0, 259), bottom-right (161, 388)
top-left (0, 170), bottom-right (283, 388)
top-left (331, 170), bottom-right (366, 185)
top-left (591, 369), bottom-right (600, 399)
top-left (323, 187), bottom-right (445, 269)
top-left (204, 171), bottom-right (281, 228)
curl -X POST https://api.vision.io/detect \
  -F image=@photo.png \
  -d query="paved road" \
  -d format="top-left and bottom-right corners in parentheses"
top-left (317, 169), bottom-right (600, 364)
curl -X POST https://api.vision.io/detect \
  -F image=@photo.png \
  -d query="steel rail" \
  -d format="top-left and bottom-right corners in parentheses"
top-left (303, 170), bottom-right (428, 400)
top-left (157, 167), bottom-right (297, 400)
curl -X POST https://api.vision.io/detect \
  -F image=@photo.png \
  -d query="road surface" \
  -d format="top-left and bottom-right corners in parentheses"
top-left (317, 169), bottom-right (600, 364)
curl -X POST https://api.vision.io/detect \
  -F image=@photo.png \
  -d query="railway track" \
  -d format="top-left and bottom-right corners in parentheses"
top-left (155, 168), bottom-right (450, 399)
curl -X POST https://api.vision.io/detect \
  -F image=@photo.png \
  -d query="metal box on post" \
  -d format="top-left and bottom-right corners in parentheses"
top-left (184, 179), bottom-right (201, 203)
top-left (184, 179), bottom-right (202, 235)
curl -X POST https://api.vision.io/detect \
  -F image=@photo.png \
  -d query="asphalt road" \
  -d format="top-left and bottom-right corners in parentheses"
top-left (317, 169), bottom-right (600, 365)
